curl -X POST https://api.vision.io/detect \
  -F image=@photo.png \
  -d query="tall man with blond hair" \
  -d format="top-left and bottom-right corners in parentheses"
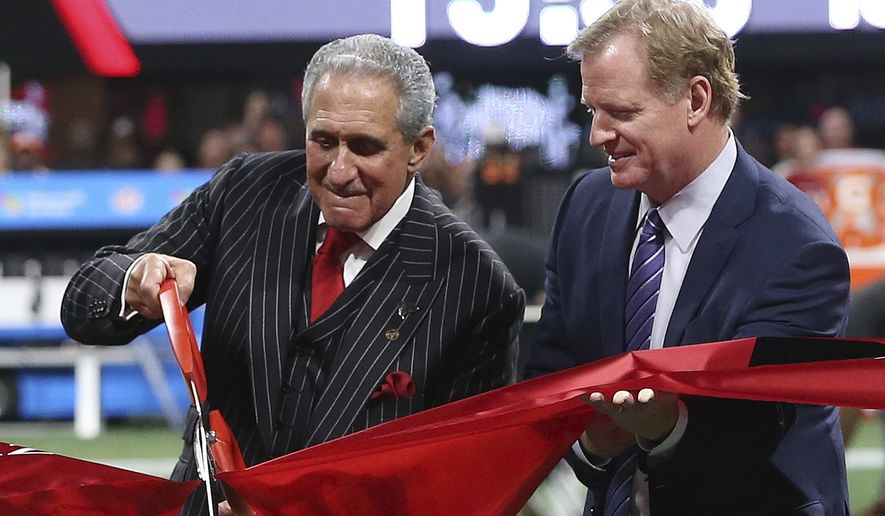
top-left (526, 0), bottom-right (850, 514)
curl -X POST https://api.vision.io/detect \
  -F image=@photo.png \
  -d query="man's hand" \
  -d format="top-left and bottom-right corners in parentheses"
top-left (581, 388), bottom-right (679, 453)
top-left (218, 499), bottom-right (256, 515)
top-left (124, 253), bottom-right (196, 319)
top-left (578, 406), bottom-right (636, 460)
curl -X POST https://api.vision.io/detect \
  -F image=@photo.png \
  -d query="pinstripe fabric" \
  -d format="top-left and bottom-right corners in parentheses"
top-left (61, 150), bottom-right (524, 515)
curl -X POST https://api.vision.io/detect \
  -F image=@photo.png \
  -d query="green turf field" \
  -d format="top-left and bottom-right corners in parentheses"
top-left (3, 414), bottom-right (884, 514)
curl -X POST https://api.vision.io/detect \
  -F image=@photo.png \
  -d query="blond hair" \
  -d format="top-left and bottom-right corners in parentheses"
top-left (568, 0), bottom-right (746, 123)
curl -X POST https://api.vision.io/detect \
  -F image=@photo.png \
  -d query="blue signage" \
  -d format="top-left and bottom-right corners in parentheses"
top-left (0, 170), bottom-right (213, 230)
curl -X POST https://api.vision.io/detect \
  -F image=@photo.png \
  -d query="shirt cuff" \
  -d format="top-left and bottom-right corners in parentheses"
top-left (118, 255), bottom-right (148, 320)
top-left (637, 399), bottom-right (688, 458)
top-left (571, 440), bottom-right (612, 471)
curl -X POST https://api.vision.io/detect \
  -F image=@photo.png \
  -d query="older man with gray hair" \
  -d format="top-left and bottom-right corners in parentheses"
top-left (62, 34), bottom-right (523, 515)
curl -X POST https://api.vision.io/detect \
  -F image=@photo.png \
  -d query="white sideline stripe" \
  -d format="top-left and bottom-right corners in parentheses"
top-left (95, 457), bottom-right (178, 477)
top-left (847, 448), bottom-right (885, 470)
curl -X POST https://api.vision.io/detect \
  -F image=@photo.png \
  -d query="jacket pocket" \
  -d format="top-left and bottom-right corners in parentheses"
top-left (789, 500), bottom-right (824, 515)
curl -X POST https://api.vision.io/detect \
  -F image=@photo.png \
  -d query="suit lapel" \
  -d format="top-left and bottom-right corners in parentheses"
top-left (303, 182), bottom-right (444, 447)
top-left (599, 189), bottom-right (640, 355)
top-left (247, 178), bottom-right (319, 448)
top-left (664, 144), bottom-right (758, 346)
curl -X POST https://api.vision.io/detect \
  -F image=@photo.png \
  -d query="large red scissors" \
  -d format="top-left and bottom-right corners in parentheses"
top-left (159, 279), bottom-right (251, 515)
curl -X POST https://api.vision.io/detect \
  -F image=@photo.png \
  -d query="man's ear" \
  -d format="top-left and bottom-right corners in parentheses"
top-left (687, 75), bottom-right (713, 128)
top-left (408, 126), bottom-right (436, 173)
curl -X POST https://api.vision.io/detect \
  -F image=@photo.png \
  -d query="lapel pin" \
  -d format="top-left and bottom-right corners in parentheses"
top-left (385, 328), bottom-right (400, 342)
top-left (397, 302), bottom-right (420, 320)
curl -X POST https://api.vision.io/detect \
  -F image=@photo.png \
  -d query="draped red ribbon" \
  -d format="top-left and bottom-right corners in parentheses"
top-left (3, 336), bottom-right (885, 515)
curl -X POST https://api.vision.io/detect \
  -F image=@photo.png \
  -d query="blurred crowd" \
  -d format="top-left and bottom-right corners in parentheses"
top-left (1, 79), bottom-right (878, 187)
top-left (0, 77), bottom-right (878, 192)
top-left (771, 106), bottom-right (858, 180)
top-left (0, 83), bottom-right (295, 174)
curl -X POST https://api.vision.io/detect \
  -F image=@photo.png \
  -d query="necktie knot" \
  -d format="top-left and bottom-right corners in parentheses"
top-left (318, 227), bottom-right (360, 258)
top-left (631, 209), bottom-right (665, 275)
top-left (641, 208), bottom-right (664, 236)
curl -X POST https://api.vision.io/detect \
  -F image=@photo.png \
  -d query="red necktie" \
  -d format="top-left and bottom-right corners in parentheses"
top-left (310, 226), bottom-right (360, 322)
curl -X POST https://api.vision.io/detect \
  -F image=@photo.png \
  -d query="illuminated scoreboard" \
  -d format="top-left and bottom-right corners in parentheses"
top-left (104, 0), bottom-right (885, 47)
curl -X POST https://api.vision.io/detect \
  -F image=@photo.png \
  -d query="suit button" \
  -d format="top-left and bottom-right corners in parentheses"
top-left (87, 299), bottom-right (108, 319)
top-left (276, 416), bottom-right (293, 430)
top-left (281, 382), bottom-right (292, 393)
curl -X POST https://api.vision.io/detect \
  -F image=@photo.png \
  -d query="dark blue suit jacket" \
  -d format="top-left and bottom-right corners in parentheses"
top-left (526, 142), bottom-right (851, 515)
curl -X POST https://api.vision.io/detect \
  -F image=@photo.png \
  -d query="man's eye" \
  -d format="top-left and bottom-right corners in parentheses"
top-left (311, 137), bottom-right (335, 149)
top-left (349, 140), bottom-right (383, 157)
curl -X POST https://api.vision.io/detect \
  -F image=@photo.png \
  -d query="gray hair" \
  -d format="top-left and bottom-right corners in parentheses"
top-left (302, 34), bottom-right (436, 143)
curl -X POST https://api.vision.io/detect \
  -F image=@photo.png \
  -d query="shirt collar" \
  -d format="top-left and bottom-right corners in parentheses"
top-left (317, 176), bottom-right (416, 251)
top-left (638, 130), bottom-right (736, 252)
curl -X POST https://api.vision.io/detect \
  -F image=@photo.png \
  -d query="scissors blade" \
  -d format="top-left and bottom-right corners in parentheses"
top-left (190, 380), bottom-right (216, 516)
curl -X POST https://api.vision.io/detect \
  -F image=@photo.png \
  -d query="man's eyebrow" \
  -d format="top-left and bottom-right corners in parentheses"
top-left (349, 134), bottom-right (389, 151)
top-left (308, 128), bottom-right (334, 138)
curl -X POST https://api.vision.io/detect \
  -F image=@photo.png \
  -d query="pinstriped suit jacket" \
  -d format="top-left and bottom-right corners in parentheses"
top-left (61, 150), bottom-right (524, 514)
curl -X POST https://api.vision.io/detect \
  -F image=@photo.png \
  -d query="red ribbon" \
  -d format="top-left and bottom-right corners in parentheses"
top-left (370, 371), bottom-right (416, 400)
top-left (3, 336), bottom-right (885, 515)
top-left (0, 443), bottom-right (198, 515)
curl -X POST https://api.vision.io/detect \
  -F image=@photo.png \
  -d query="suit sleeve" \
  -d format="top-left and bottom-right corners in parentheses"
top-left (60, 154), bottom-right (247, 346)
top-left (433, 279), bottom-right (525, 405)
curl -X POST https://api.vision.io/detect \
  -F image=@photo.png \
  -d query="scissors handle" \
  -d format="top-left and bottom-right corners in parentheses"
top-left (159, 278), bottom-right (209, 404)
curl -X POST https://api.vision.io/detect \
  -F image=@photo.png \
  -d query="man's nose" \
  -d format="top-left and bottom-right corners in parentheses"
top-left (588, 114), bottom-right (615, 148)
top-left (328, 146), bottom-right (357, 182)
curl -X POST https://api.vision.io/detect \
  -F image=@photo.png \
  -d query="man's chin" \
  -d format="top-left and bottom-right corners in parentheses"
top-left (322, 208), bottom-right (370, 233)
top-left (609, 171), bottom-right (639, 191)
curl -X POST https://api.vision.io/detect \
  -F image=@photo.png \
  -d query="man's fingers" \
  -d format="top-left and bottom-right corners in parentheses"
top-left (166, 256), bottom-right (197, 305)
top-left (217, 501), bottom-right (233, 516)
top-left (124, 253), bottom-right (197, 319)
top-left (637, 388), bottom-right (655, 403)
top-left (612, 390), bottom-right (635, 406)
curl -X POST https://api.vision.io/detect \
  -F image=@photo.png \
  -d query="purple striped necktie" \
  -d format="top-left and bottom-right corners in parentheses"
top-left (624, 208), bottom-right (665, 352)
top-left (603, 453), bottom-right (639, 516)
top-left (605, 208), bottom-right (665, 516)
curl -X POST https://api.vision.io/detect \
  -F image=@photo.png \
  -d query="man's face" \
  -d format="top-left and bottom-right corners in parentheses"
top-left (580, 33), bottom-right (691, 202)
top-left (305, 72), bottom-right (432, 232)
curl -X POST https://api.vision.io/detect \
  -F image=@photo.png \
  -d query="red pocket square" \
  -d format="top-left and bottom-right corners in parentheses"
top-left (370, 371), bottom-right (416, 400)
